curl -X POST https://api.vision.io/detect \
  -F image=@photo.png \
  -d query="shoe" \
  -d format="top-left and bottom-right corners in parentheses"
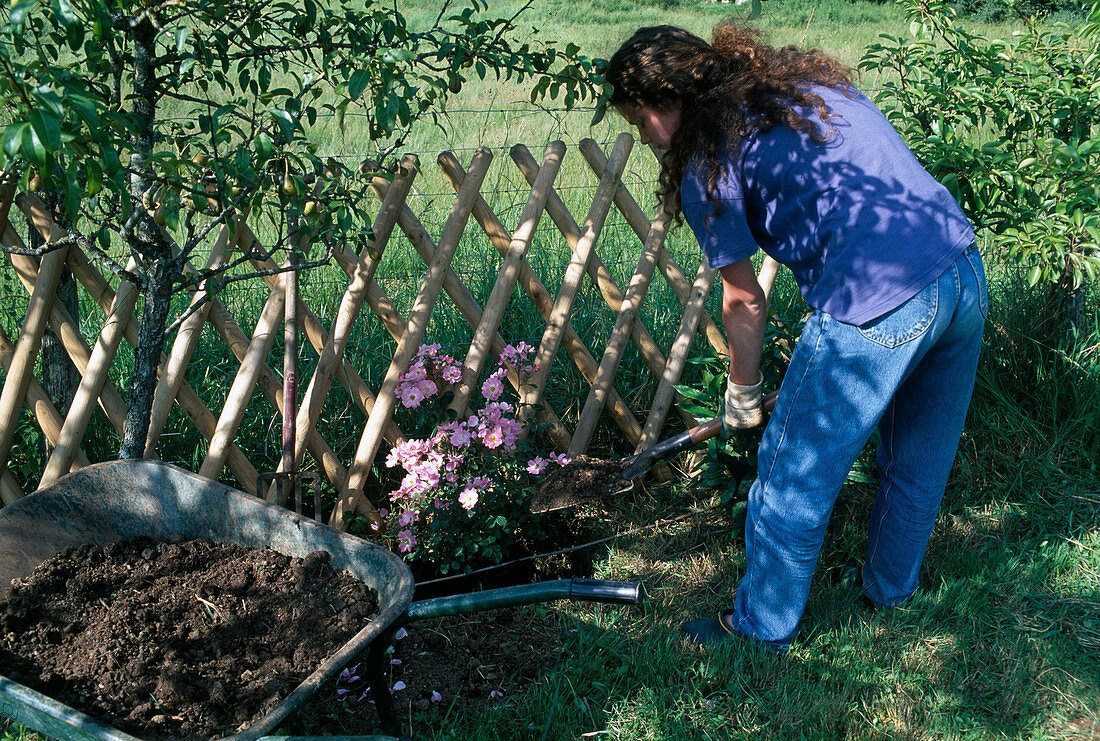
top-left (680, 610), bottom-right (740, 646)
top-left (839, 563), bottom-right (862, 589)
top-left (838, 562), bottom-right (887, 611)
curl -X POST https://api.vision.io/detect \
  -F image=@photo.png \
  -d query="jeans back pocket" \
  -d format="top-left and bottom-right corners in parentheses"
top-left (857, 280), bottom-right (939, 348)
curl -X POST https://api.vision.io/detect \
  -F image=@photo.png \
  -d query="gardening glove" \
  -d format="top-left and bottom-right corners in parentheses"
top-left (720, 372), bottom-right (764, 439)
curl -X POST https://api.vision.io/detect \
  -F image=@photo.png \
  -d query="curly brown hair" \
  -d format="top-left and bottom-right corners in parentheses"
top-left (604, 22), bottom-right (853, 216)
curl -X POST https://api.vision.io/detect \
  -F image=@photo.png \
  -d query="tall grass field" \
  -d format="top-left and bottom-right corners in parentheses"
top-left (2, 0), bottom-right (1099, 739)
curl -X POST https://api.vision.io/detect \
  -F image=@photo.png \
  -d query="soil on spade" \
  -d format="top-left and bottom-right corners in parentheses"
top-left (531, 454), bottom-right (631, 512)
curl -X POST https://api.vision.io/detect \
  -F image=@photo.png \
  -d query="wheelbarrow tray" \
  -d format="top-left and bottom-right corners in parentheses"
top-left (0, 459), bottom-right (415, 741)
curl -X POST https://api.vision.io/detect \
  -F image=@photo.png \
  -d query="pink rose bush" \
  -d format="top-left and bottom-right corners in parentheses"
top-left (377, 342), bottom-right (567, 574)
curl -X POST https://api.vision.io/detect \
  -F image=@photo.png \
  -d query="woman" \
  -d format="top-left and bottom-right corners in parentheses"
top-left (605, 23), bottom-right (986, 651)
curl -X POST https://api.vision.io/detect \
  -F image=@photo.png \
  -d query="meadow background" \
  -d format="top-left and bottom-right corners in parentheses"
top-left (2, 0), bottom-right (1099, 739)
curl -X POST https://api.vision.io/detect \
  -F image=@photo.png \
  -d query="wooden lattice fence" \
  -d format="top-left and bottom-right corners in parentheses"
top-left (0, 134), bottom-right (780, 530)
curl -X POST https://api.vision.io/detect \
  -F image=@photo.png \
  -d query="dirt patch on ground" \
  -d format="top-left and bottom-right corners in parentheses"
top-left (286, 608), bottom-right (562, 735)
top-left (531, 454), bottom-right (630, 512)
top-left (0, 537), bottom-right (379, 740)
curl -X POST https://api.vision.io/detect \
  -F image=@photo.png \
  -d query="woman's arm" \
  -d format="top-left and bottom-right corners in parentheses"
top-left (719, 257), bottom-right (768, 385)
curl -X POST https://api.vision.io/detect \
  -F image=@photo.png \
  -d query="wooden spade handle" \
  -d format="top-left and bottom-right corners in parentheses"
top-left (622, 389), bottom-right (780, 481)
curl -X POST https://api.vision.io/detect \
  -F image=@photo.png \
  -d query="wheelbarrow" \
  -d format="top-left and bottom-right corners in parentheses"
top-left (0, 460), bottom-right (641, 741)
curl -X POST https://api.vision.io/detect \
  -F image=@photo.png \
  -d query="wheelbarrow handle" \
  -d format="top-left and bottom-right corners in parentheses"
top-left (404, 578), bottom-right (643, 622)
top-left (568, 578), bottom-right (643, 604)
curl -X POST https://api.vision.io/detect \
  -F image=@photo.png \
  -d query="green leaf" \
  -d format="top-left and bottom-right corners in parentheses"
top-left (381, 47), bottom-right (415, 64)
top-left (29, 109), bottom-right (61, 151)
top-left (84, 159), bottom-right (102, 196)
top-left (53, 0), bottom-right (76, 25)
top-left (269, 108), bottom-right (296, 140)
top-left (21, 120), bottom-right (49, 168)
top-left (174, 25), bottom-right (190, 54)
top-left (348, 68), bottom-right (370, 100)
top-left (255, 131), bottom-right (273, 159)
top-left (2, 123), bottom-right (29, 160)
top-left (673, 385), bottom-right (712, 403)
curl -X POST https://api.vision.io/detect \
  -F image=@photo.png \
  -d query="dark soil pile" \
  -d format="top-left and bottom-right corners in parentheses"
top-left (0, 537), bottom-right (380, 740)
top-left (531, 454), bottom-right (631, 512)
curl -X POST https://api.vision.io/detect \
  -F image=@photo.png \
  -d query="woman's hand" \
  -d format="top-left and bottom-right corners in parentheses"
top-left (721, 372), bottom-right (765, 437)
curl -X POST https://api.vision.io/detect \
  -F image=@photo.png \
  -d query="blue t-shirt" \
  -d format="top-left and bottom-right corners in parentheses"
top-left (681, 85), bottom-right (974, 325)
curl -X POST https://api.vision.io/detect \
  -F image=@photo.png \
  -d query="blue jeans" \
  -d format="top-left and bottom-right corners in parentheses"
top-left (730, 245), bottom-right (987, 650)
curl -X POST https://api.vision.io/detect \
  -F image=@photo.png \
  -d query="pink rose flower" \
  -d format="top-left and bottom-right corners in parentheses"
top-left (480, 424), bottom-right (504, 449)
top-left (481, 374), bottom-right (504, 401)
top-left (449, 426), bottom-right (473, 448)
top-left (403, 362), bottom-right (427, 383)
top-left (399, 383), bottom-right (424, 408)
top-left (458, 486), bottom-right (479, 510)
top-left (526, 456), bottom-right (548, 475)
top-left (397, 529), bottom-right (417, 553)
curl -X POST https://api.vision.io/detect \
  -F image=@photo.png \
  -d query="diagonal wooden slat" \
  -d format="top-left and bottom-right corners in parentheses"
top-left (521, 133), bottom-right (633, 430)
top-left (58, 245), bottom-right (260, 493)
top-left (199, 274), bottom-right (286, 481)
top-left (577, 140), bottom-right (730, 358)
top-left (0, 464), bottom-right (19, 505)
top-left (511, 142), bottom-right (678, 438)
top-left (440, 150), bottom-right (640, 448)
top-left (636, 259), bottom-right (716, 454)
top-left (570, 207), bottom-right (673, 455)
top-left (144, 211), bottom-right (247, 457)
top-left (0, 219), bottom-right (69, 489)
top-left (202, 292), bottom-right (348, 490)
top-left (0, 325), bottom-right (91, 503)
top-left (366, 154), bottom-right (571, 450)
top-left (449, 140), bottom-right (566, 418)
top-left (335, 148), bottom-right (494, 528)
top-left (233, 221), bottom-right (405, 455)
top-left (3, 234), bottom-right (129, 437)
top-left (0, 325), bottom-right (92, 472)
top-left (291, 154), bottom-right (419, 477)
top-left (38, 248), bottom-right (135, 487)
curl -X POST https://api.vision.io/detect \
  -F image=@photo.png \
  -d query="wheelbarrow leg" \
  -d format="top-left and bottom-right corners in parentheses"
top-left (365, 625), bottom-right (402, 736)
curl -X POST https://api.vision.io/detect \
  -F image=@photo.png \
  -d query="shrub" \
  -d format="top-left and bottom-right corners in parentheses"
top-left (861, 0), bottom-right (1100, 339)
top-left (951, 0), bottom-right (1087, 22)
top-left (370, 343), bottom-right (569, 575)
